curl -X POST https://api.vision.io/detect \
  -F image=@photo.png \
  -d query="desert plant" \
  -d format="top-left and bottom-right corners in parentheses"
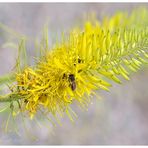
top-left (0, 8), bottom-right (148, 130)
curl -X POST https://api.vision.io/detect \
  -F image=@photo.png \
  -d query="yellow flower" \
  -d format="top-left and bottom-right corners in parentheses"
top-left (15, 21), bottom-right (112, 120)
top-left (0, 8), bottom-right (147, 125)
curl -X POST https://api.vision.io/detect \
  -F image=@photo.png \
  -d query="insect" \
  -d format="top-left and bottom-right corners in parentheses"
top-left (68, 74), bottom-right (76, 91)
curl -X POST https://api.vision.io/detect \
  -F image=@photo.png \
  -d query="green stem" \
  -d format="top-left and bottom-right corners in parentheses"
top-left (0, 93), bottom-right (21, 103)
top-left (0, 73), bottom-right (15, 85)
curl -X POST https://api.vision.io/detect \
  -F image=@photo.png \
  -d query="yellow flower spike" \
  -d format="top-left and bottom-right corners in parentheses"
top-left (0, 8), bottom-right (147, 128)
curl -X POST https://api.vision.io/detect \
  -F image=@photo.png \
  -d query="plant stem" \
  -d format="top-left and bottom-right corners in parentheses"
top-left (0, 93), bottom-right (21, 103)
top-left (0, 73), bottom-right (15, 85)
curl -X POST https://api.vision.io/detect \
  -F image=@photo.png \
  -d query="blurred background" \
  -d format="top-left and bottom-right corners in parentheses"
top-left (0, 3), bottom-right (148, 145)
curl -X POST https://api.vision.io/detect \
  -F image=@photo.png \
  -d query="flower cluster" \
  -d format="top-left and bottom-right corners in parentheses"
top-left (0, 8), bottom-right (148, 124)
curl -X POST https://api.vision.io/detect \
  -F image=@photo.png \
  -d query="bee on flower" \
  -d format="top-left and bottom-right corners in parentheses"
top-left (0, 8), bottom-right (147, 127)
